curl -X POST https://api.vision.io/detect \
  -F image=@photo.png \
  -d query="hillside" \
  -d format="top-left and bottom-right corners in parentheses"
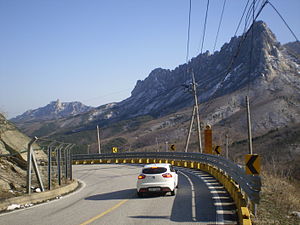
top-left (0, 113), bottom-right (47, 199)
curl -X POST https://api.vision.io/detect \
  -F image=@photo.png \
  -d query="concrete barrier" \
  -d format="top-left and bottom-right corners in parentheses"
top-left (0, 180), bottom-right (78, 212)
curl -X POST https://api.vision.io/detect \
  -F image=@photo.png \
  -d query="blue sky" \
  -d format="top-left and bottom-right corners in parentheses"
top-left (0, 0), bottom-right (299, 118)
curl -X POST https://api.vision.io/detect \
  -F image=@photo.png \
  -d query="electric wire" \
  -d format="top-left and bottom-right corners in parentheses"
top-left (244, 0), bottom-right (260, 32)
top-left (234, 0), bottom-right (250, 37)
top-left (267, 1), bottom-right (299, 41)
top-left (224, 1), bottom-right (268, 80)
top-left (186, 0), bottom-right (192, 64)
top-left (213, 0), bottom-right (227, 52)
top-left (199, 0), bottom-right (210, 54)
top-left (202, 1), bottom-right (268, 112)
top-left (247, 0), bottom-right (256, 95)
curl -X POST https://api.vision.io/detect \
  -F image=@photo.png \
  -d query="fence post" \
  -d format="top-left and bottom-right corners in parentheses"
top-left (31, 148), bottom-right (45, 192)
top-left (65, 144), bottom-right (72, 180)
top-left (48, 145), bottom-right (52, 190)
top-left (26, 137), bottom-right (38, 194)
top-left (57, 146), bottom-right (62, 186)
top-left (47, 142), bottom-right (56, 190)
top-left (69, 149), bottom-right (73, 180)
top-left (68, 144), bottom-right (75, 180)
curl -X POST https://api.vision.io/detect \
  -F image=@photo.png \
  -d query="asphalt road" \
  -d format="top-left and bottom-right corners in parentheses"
top-left (0, 164), bottom-right (237, 225)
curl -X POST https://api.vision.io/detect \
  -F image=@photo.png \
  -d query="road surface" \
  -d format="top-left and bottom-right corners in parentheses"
top-left (0, 164), bottom-right (237, 225)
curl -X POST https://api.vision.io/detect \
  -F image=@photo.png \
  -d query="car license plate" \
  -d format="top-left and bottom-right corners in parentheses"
top-left (148, 187), bottom-right (161, 192)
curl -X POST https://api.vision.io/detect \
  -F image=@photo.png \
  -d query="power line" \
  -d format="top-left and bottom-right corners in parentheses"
top-left (244, 0), bottom-right (259, 32)
top-left (184, 0), bottom-right (204, 153)
top-left (202, 1), bottom-right (268, 112)
top-left (213, 0), bottom-right (227, 52)
top-left (234, 0), bottom-right (250, 37)
top-left (199, 0), bottom-right (210, 54)
top-left (82, 88), bottom-right (132, 103)
top-left (248, 0), bottom-right (256, 95)
top-left (186, 0), bottom-right (192, 63)
top-left (267, 1), bottom-right (299, 42)
top-left (224, 1), bottom-right (268, 79)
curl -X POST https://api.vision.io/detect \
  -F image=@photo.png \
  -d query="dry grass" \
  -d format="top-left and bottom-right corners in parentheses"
top-left (253, 170), bottom-right (300, 225)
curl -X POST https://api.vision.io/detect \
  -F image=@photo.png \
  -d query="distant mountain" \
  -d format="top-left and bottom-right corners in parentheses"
top-left (14, 21), bottom-right (300, 138)
top-left (284, 41), bottom-right (300, 59)
top-left (11, 99), bottom-right (93, 123)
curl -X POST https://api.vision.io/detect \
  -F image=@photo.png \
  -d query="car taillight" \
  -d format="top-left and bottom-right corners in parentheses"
top-left (138, 174), bottom-right (146, 179)
top-left (162, 173), bottom-right (172, 178)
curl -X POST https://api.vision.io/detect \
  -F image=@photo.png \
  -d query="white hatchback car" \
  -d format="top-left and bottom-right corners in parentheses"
top-left (136, 163), bottom-right (178, 197)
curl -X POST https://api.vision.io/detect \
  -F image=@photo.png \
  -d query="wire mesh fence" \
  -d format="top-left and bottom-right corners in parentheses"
top-left (0, 137), bottom-right (75, 196)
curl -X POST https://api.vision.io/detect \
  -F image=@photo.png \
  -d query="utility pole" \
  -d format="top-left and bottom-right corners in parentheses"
top-left (156, 137), bottom-right (159, 152)
top-left (185, 106), bottom-right (195, 152)
top-left (246, 96), bottom-right (253, 154)
top-left (225, 134), bottom-right (229, 159)
top-left (184, 70), bottom-right (203, 153)
top-left (192, 71), bottom-right (203, 153)
top-left (97, 125), bottom-right (101, 154)
top-left (87, 144), bottom-right (90, 154)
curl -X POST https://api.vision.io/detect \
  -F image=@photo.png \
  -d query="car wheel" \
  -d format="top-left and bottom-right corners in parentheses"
top-left (137, 192), bottom-right (144, 198)
top-left (171, 189), bottom-right (176, 196)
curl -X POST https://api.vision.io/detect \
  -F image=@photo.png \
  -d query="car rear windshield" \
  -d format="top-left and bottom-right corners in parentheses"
top-left (142, 167), bottom-right (167, 174)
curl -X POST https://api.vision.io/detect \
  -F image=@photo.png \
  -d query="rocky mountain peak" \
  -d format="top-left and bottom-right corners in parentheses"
top-left (113, 20), bottom-right (300, 120)
top-left (12, 21), bottom-right (300, 139)
top-left (11, 101), bottom-right (94, 123)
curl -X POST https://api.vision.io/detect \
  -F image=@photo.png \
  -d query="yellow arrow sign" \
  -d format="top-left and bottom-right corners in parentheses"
top-left (245, 154), bottom-right (260, 175)
top-left (214, 146), bottom-right (221, 155)
top-left (112, 147), bottom-right (118, 153)
top-left (170, 144), bottom-right (176, 151)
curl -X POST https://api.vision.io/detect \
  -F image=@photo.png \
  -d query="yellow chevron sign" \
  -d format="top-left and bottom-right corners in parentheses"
top-left (245, 154), bottom-right (260, 175)
top-left (170, 144), bottom-right (176, 151)
top-left (112, 147), bottom-right (118, 153)
top-left (214, 146), bottom-right (221, 155)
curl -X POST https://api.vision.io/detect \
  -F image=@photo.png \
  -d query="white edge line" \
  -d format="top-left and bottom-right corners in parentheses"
top-left (178, 171), bottom-right (196, 221)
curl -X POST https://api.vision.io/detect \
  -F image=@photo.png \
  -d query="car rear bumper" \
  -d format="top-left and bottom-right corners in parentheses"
top-left (138, 187), bottom-right (172, 193)
top-left (137, 182), bottom-right (175, 192)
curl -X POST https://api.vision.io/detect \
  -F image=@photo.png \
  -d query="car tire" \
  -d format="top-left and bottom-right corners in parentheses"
top-left (137, 192), bottom-right (144, 198)
top-left (171, 189), bottom-right (176, 196)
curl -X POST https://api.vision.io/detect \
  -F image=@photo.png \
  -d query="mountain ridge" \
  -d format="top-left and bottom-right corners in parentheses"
top-left (11, 99), bottom-right (94, 123)
top-left (11, 21), bottom-right (300, 139)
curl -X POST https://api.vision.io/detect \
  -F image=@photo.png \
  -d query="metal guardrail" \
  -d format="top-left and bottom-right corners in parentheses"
top-left (72, 152), bottom-right (261, 203)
